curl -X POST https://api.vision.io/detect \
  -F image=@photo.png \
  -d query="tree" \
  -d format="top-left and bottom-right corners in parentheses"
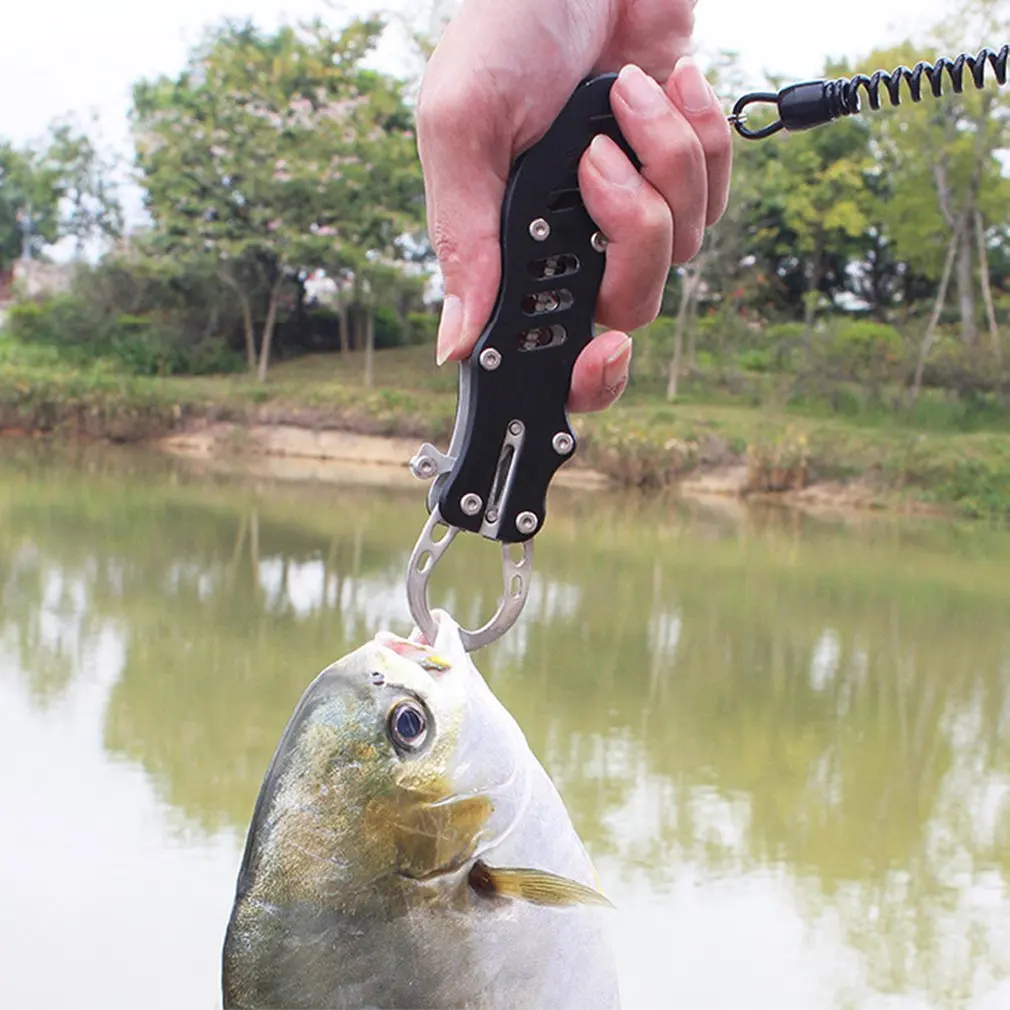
top-left (0, 144), bottom-right (60, 272)
top-left (0, 120), bottom-right (122, 274)
top-left (45, 115), bottom-right (124, 255)
top-left (756, 111), bottom-right (871, 334)
top-left (865, 22), bottom-right (1010, 345)
top-left (131, 15), bottom-right (424, 381)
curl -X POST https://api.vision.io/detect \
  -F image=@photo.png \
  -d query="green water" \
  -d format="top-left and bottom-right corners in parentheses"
top-left (2, 441), bottom-right (1010, 1010)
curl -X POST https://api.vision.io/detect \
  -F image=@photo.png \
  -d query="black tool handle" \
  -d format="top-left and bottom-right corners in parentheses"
top-left (434, 73), bottom-right (636, 544)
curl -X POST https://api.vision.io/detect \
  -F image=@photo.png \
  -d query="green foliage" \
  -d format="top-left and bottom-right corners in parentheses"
top-left (133, 16), bottom-right (421, 265)
top-left (760, 322), bottom-right (807, 348)
top-left (6, 293), bottom-right (244, 376)
top-left (0, 119), bottom-right (121, 271)
top-left (0, 357), bottom-right (183, 439)
top-left (920, 335), bottom-right (1008, 398)
top-left (820, 320), bottom-right (906, 385)
top-left (373, 306), bottom-right (403, 349)
top-left (581, 420), bottom-right (700, 488)
top-left (0, 144), bottom-right (61, 269)
top-left (628, 316), bottom-right (679, 387)
top-left (745, 426), bottom-right (810, 491)
top-left (928, 456), bottom-right (1010, 520)
top-left (737, 348), bottom-right (776, 373)
top-left (406, 312), bottom-right (438, 346)
top-left (129, 15), bottom-right (425, 379)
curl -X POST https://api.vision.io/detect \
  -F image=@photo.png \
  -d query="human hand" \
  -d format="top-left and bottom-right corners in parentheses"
top-left (416, 0), bottom-right (732, 412)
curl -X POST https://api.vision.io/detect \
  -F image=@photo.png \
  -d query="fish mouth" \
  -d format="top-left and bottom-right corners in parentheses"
top-left (373, 609), bottom-right (468, 679)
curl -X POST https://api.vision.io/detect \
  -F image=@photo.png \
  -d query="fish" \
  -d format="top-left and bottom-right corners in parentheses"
top-left (221, 608), bottom-right (621, 1009)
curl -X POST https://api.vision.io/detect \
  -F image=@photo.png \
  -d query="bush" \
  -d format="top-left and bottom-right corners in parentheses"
top-left (737, 348), bottom-right (776, 373)
top-left (745, 426), bottom-right (810, 492)
top-left (406, 311), bottom-right (438, 346)
top-left (762, 322), bottom-right (807, 347)
top-left (7, 296), bottom-right (115, 359)
top-left (6, 295), bottom-right (244, 376)
top-left (373, 306), bottom-right (404, 349)
top-left (820, 320), bottom-right (905, 386)
top-left (629, 316), bottom-right (678, 386)
top-left (920, 335), bottom-right (1008, 398)
top-left (759, 322), bottom-right (806, 371)
top-left (694, 309), bottom-right (756, 359)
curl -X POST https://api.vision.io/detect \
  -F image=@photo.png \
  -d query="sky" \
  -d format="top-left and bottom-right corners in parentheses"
top-left (0, 0), bottom-right (957, 232)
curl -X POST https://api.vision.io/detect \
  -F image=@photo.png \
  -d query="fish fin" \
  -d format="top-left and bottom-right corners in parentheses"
top-left (469, 859), bottom-right (614, 909)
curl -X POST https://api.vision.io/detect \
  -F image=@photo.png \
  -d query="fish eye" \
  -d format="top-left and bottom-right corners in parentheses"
top-left (387, 700), bottom-right (429, 752)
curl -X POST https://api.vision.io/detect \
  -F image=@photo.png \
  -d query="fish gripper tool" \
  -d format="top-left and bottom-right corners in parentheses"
top-left (406, 73), bottom-right (635, 653)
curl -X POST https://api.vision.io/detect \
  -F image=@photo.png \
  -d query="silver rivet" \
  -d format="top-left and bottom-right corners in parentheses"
top-left (591, 231), bottom-right (608, 252)
top-left (479, 348), bottom-right (501, 371)
top-left (508, 420), bottom-right (524, 437)
top-left (552, 432), bottom-right (574, 455)
top-left (485, 508), bottom-right (500, 524)
top-left (515, 511), bottom-right (538, 535)
top-left (460, 493), bottom-right (483, 516)
top-left (529, 218), bottom-right (550, 241)
top-left (410, 457), bottom-right (437, 479)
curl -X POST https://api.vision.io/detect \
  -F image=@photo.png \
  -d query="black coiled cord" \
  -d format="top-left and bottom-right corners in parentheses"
top-left (731, 45), bottom-right (1010, 140)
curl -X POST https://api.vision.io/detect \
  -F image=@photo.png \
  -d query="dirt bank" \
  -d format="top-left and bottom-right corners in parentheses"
top-left (155, 418), bottom-right (941, 518)
top-left (157, 420), bottom-right (614, 490)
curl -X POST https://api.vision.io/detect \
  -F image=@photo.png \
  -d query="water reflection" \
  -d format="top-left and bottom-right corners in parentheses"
top-left (2, 442), bottom-right (1010, 1008)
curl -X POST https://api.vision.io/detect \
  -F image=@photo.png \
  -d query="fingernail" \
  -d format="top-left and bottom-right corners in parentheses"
top-left (674, 57), bottom-right (717, 115)
top-left (603, 336), bottom-right (632, 390)
top-left (618, 64), bottom-right (668, 116)
top-left (588, 135), bottom-right (640, 189)
top-left (435, 294), bottom-right (464, 366)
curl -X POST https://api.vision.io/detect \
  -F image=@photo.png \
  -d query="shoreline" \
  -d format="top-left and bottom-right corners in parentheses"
top-left (0, 412), bottom-right (947, 518)
top-left (149, 418), bottom-right (946, 519)
top-left (1, 345), bottom-right (989, 521)
top-left (155, 420), bottom-right (615, 490)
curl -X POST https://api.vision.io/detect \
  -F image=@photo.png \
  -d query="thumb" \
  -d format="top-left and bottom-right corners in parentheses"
top-left (417, 77), bottom-right (511, 367)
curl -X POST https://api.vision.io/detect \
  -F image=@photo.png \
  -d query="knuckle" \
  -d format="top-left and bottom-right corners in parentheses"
top-left (640, 123), bottom-right (706, 187)
top-left (706, 193), bottom-right (729, 227)
top-left (603, 289), bottom-right (663, 333)
top-left (670, 129), bottom-right (707, 178)
top-left (620, 186), bottom-right (671, 244)
top-left (643, 192), bottom-right (673, 238)
top-left (673, 221), bottom-right (705, 264)
top-left (430, 219), bottom-right (463, 272)
top-left (416, 84), bottom-right (468, 140)
top-left (631, 290), bottom-right (664, 330)
top-left (418, 70), bottom-right (507, 147)
top-left (601, 372), bottom-right (629, 406)
top-left (706, 115), bottom-right (735, 155)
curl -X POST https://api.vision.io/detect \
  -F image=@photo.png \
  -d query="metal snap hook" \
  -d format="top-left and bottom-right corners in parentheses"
top-left (405, 507), bottom-right (534, 652)
top-left (728, 92), bottom-right (785, 139)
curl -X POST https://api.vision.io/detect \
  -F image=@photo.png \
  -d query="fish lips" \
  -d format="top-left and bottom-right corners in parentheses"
top-left (373, 607), bottom-right (468, 674)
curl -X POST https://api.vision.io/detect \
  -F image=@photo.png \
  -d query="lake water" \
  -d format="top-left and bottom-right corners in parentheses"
top-left (2, 440), bottom-right (1010, 1010)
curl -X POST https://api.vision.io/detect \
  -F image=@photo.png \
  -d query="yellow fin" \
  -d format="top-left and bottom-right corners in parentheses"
top-left (469, 860), bottom-right (613, 909)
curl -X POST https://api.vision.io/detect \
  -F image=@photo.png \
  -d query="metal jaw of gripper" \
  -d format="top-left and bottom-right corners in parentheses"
top-left (405, 441), bottom-right (533, 653)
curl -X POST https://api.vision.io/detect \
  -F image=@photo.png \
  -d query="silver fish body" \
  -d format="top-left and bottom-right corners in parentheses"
top-left (222, 610), bottom-right (620, 1009)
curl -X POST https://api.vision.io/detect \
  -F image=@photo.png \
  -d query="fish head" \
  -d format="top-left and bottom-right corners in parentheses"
top-left (236, 609), bottom-right (532, 909)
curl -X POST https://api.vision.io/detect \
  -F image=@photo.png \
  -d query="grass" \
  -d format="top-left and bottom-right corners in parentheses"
top-left (2, 339), bottom-right (1010, 519)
